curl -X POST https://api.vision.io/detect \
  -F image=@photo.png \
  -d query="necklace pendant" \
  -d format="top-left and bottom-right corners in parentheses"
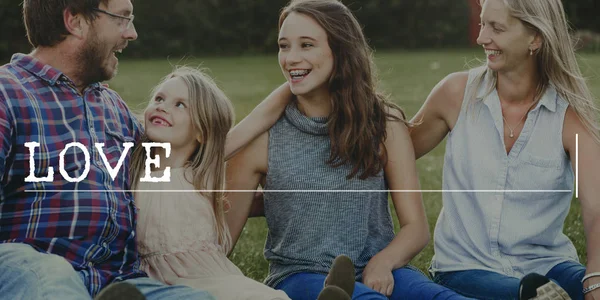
top-left (509, 132), bottom-right (514, 138)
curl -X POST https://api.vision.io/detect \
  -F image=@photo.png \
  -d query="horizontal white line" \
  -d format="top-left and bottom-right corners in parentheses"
top-left (25, 189), bottom-right (573, 193)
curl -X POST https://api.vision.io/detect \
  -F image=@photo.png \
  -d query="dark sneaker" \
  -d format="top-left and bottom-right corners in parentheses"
top-left (519, 273), bottom-right (571, 300)
top-left (326, 255), bottom-right (355, 297)
top-left (318, 285), bottom-right (351, 300)
top-left (95, 282), bottom-right (146, 300)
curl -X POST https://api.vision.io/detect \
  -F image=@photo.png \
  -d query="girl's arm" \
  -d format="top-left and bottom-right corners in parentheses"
top-left (224, 132), bottom-right (269, 253)
top-left (362, 109), bottom-right (430, 296)
top-left (563, 107), bottom-right (600, 300)
top-left (224, 83), bottom-right (292, 161)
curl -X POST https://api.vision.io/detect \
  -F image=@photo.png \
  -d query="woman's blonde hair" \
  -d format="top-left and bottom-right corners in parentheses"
top-left (130, 66), bottom-right (234, 253)
top-left (468, 0), bottom-right (600, 143)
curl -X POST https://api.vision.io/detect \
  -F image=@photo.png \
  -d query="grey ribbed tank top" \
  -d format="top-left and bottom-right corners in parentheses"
top-left (263, 103), bottom-right (395, 288)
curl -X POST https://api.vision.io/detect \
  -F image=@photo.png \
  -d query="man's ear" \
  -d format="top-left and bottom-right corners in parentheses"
top-left (63, 8), bottom-right (86, 39)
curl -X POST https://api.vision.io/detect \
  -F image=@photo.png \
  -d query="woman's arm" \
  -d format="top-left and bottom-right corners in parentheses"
top-left (224, 83), bottom-right (292, 161)
top-left (362, 110), bottom-right (429, 296)
top-left (563, 107), bottom-right (600, 300)
top-left (409, 72), bottom-right (467, 159)
top-left (225, 132), bottom-right (269, 253)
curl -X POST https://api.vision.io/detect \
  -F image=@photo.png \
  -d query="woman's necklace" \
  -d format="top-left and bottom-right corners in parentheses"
top-left (501, 100), bottom-right (538, 138)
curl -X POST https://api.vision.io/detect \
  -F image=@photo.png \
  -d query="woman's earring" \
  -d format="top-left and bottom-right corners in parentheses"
top-left (529, 48), bottom-right (533, 56)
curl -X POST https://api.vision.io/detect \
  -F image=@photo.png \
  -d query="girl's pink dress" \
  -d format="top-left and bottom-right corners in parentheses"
top-left (135, 168), bottom-right (289, 300)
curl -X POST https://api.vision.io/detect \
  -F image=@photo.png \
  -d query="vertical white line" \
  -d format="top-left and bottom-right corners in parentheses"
top-left (576, 134), bottom-right (579, 199)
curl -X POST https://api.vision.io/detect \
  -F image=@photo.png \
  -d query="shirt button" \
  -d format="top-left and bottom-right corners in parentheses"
top-left (102, 242), bottom-right (108, 248)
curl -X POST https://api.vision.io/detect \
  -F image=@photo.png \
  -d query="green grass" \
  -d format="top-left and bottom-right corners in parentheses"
top-left (110, 49), bottom-right (600, 281)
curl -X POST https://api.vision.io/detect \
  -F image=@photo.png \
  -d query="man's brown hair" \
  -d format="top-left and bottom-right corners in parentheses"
top-left (23, 0), bottom-right (111, 47)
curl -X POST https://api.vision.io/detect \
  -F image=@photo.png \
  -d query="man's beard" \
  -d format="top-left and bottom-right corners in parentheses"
top-left (77, 33), bottom-right (116, 86)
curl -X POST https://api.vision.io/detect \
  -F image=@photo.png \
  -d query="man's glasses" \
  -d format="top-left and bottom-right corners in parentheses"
top-left (92, 8), bottom-right (135, 30)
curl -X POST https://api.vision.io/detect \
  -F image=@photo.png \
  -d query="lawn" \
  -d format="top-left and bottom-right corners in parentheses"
top-left (109, 49), bottom-right (600, 281)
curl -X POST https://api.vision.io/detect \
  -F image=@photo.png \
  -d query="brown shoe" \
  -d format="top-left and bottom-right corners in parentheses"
top-left (326, 255), bottom-right (355, 297)
top-left (318, 285), bottom-right (351, 300)
top-left (95, 282), bottom-right (146, 300)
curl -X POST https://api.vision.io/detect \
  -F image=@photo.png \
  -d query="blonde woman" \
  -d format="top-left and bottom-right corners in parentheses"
top-left (410, 0), bottom-right (600, 299)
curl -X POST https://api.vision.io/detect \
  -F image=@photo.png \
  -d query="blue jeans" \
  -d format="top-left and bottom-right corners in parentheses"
top-left (276, 265), bottom-right (475, 299)
top-left (0, 243), bottom-right (214, 300)
top-left (433, 261), bottom-right (586, 300)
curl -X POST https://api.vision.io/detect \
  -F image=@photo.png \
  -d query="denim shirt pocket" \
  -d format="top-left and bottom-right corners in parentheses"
top-left (519, 151), bottom-right (563, 169)
top-left (514, 151), bottom-right (568, 193)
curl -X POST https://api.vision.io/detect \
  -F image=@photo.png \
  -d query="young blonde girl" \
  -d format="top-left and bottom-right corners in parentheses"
top-left (129, 66), bottom-right (292, 300)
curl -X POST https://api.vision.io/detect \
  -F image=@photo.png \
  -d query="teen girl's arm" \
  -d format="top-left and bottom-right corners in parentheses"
top-left (409, 72), bottom-right (467, 159)
top-left (361, 72), bottom-right (469, 295)
top-left (563, 107), bottom-right (600, 300)
top-left (224, 132), bottom-right (269, 253)
top-left (224, 83), bottom-right (291, 161)
top-left (361, 109), bottom-right (429, 297)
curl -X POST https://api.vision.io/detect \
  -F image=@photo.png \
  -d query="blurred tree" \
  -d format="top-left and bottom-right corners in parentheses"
top-left (1, 0), bottom-right (31, 61)
top-left (563, 0), bottom-right (599, 34)
top-left (1, 0), bottom-right (597, 60)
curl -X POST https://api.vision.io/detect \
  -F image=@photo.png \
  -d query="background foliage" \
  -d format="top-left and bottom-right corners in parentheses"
top-left (3, 0), bottom-right (599, 61)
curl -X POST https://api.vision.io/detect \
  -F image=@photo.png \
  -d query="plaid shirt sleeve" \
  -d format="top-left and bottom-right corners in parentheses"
top-left (103, 88), bottom-right (144, 141)
top-left (0, 79), bottom-right (15, 201)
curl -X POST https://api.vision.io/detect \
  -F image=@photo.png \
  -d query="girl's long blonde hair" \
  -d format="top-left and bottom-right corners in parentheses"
top-left (130, 66), bottom-right (234, 253)
top-left (468, 0), bottom-right (600, 144)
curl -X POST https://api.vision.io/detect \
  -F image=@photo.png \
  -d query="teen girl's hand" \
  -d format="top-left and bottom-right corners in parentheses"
top-left (362, 254), bottom-right (395, 296)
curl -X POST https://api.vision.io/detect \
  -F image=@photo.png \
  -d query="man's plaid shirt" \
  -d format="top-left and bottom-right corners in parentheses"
top-left (0, 54), bottom-right (146, 296)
